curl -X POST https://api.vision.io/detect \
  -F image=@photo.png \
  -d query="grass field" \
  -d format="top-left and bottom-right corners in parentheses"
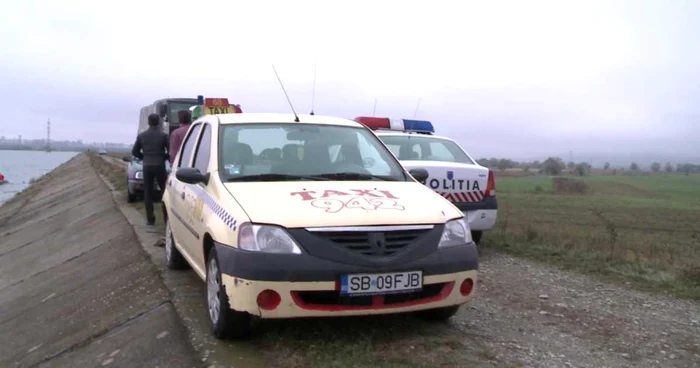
top-left (485, 172), bottom-right (700, 300)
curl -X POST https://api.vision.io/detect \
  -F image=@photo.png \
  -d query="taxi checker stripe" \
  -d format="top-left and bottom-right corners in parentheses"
top-left (189, 186), bottom-right (238, 230)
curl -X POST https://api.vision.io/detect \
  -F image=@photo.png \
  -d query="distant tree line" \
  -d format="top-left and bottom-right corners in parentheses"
top-left (477, 157), bottom-right (699, 176)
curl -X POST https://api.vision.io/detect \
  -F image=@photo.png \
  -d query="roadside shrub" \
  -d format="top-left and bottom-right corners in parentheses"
top-left (525, 224), bottom-right (538, 242)
top-left (534, 185), bottom-right (543, 193)
top-left (541, 157), bottom-right (565, 175)
top-left (552, 177), bottom-right (588, 194)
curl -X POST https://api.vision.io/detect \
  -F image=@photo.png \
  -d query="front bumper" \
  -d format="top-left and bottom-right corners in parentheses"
top-left (451, 197), bottom-right (498, 231)
top-left (215, 240), bottom-right (479, 318)
top-left (464, 209), bottom-right (498, 231)
top-left (127, 179), bottom-right (163, 194)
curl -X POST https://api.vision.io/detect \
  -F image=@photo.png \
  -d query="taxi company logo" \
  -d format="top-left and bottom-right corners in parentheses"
top-left (368, 232), bottom-right (388, 255)
top-left (290, 189), bottom-right (405, 213)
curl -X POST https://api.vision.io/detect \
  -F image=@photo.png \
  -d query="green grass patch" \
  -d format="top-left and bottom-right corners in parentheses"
top-left (250, 315), bottom-right (494, 368)
top-left (485, 173), bottom-right (700, 300)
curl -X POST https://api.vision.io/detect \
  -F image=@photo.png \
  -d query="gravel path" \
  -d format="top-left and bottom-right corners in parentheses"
top-left (455, 249), bottom-right (700, 368)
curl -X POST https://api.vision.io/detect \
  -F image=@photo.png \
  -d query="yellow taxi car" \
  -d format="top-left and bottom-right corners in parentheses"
top-left (163, 112), bottom-right (478, 339)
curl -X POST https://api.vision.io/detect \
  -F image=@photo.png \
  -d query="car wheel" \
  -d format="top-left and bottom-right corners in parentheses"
top-left (415, 305), bottom-right (461, 322)
top-left (471, 231), bottom-right (483, 245)
top-left (206, 248), bottom-right (252, 339)
top-left (127, 191), bottom-right (137, 203)
top-left (165, 220), bottom-right (189, 270)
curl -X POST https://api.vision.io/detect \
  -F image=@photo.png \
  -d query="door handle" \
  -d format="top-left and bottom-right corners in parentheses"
top-left (181, 192), bottom-right (185, 200)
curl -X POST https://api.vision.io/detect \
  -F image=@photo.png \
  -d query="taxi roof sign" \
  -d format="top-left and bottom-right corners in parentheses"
top-left (204, 98), bottom-right (230, 107)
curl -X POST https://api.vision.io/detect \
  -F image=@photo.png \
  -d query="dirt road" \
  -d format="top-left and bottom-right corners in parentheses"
top-left (460, 250), bottom-right (700, 367)
top-left (93, 153), bottom-right (700, 368)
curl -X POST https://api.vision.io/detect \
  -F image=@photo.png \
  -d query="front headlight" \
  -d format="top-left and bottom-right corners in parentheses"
top-left (134, 171), bottom-right (143, 179)
top-left (238, 223), bottom-right (302, 254)
top-left (438, 217), bottom-right (472, 248)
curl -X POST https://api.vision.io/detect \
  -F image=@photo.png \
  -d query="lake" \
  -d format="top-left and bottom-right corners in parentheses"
top-left (0, 150), bottom-right (80, 206)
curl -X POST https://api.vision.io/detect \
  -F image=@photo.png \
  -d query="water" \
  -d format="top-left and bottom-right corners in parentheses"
top-left (0, 150), bottom-right (79, 205)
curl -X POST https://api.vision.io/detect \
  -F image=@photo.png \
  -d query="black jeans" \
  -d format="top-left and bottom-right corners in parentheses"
top-left (142, 164), bottom-right (167, 224)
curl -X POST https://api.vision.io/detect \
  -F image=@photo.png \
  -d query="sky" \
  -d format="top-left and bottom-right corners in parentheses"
top-left (0, 0), bottom-right (698, 164)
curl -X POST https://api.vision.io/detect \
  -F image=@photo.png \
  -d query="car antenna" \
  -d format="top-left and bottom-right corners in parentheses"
top-left (413, 97), bottom-right (422, 118)
top-left (372, 98), bottom-right (378, 116)
top-left (271, 64), bottom-right (300, 122)
top-left (310, 63), bottom-right (317, 116)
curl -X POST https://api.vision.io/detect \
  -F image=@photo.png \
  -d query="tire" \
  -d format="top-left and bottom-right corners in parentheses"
top-left (415, 305), bottom-right (461, 322)
top-left (165, 220), bottom-right (189, 270)
top-left (126, 181), bottom-right (137, 203)
top-left (471, 231), bottom-right (483, 245)
top-left (206, 248), bottom-right (252, 339)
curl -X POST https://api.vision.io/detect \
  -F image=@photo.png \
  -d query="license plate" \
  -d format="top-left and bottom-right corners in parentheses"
top-left (340, 270), bottom-right (423, 296)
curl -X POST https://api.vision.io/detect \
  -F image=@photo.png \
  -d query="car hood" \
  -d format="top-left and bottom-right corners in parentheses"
top-left (223, 181), bottom-right (463, 228)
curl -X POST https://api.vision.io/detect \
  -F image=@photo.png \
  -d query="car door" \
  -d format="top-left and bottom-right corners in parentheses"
top-left (186, 122), bottom-right (213, 267)
top-left (168, 123), bottom-right (203, 261)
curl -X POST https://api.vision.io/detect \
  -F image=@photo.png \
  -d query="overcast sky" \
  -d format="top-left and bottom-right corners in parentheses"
top-left (1, 0), bottom-right (698, 163)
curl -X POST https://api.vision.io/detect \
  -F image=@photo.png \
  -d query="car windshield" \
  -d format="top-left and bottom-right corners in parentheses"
top-left (379, 135), bottom-right (476, 164)
top-left (218, 123), bottom-right (409, 182)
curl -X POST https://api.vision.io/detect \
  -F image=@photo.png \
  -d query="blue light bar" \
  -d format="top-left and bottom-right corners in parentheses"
top-left (197, 95), bottom-right (204, 104)
top-left (402, 119), bottom-right (435, 134)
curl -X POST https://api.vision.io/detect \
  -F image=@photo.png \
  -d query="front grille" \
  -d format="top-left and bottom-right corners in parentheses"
top-left (312, 228), bottom-right (431, 257)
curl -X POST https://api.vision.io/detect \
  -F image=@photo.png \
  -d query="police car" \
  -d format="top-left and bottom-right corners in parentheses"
top-left (355, 117), bottom-right (497, 245)
top-left (163, 112), bottom-right (479, 339)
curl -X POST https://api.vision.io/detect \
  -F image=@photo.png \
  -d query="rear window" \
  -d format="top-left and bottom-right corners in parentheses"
top-left (379, 135), bottom-right (476, 164)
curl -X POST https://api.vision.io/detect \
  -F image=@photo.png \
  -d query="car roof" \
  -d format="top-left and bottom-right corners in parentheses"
top-left (215, 113), bottom-right (363, 128)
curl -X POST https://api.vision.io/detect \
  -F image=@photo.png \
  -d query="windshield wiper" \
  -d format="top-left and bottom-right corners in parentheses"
top-left (311, 172), bottom-right (398, 181)
top-left (227, 173), bottom-right (329, 182)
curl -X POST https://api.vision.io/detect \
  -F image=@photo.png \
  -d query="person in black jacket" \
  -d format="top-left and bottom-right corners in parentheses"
top-left (132, 113), bottom-right (170, 226)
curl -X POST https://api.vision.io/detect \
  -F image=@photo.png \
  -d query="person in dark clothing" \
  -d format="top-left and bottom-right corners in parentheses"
top-left (132, 113), bottom-right (170, 226)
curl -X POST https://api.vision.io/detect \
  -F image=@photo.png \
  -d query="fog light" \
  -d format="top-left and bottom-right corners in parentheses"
top-left (256, 289), bottom-right (281, 310)
top-left (460, 278), bottom-right (474, 296)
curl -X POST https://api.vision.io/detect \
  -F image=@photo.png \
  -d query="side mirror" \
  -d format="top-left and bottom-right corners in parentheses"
top-left (122, 156), bottom-right (132, 162)
top-left (158, 104), bottom-right (168, 118)
top-left (408, 168), bottom-right (429, 183)
top-left (176, 167), bottom-right (209, 185)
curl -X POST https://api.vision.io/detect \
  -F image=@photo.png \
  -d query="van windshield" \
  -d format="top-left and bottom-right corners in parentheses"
top-left (218, 123), bottom-right (409, 182)
top-left (168, 101), bottom-right (198, 124)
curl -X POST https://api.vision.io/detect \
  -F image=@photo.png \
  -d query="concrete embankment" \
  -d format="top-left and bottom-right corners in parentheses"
top-left (0, 154), bottom-right (200, 367)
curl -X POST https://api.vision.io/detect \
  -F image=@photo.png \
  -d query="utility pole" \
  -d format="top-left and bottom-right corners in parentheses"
top-left (45, 119), bottom-right (51, 152)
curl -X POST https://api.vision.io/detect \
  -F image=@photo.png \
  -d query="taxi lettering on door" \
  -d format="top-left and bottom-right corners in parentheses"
top-left (203, 98), bottom-right (243, 115)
